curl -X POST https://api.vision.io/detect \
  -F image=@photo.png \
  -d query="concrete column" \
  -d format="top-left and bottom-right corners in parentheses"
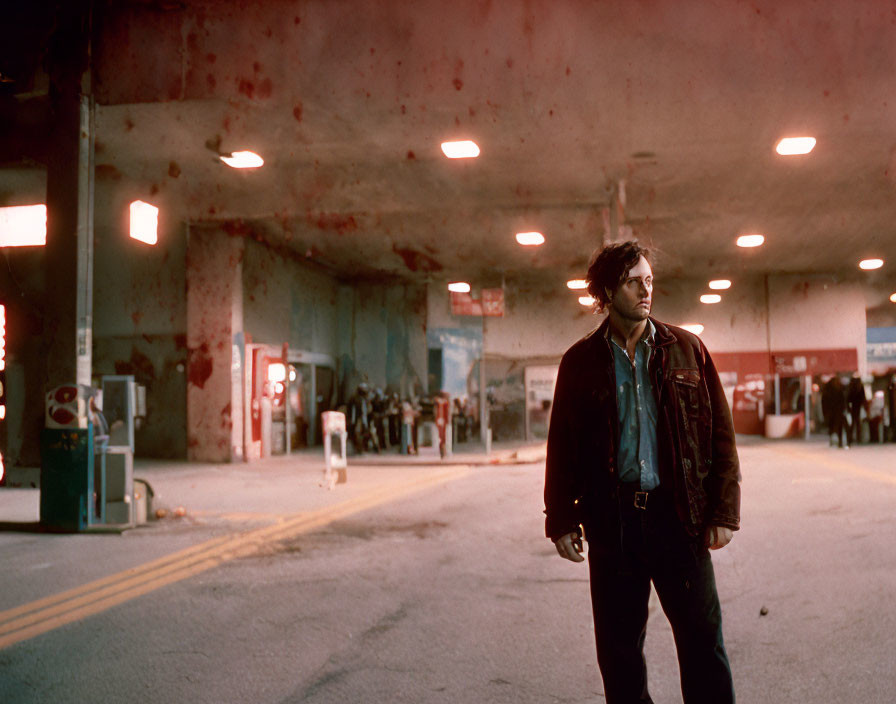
top-left (44, 1), bottom-right (92, 389)
top-left (186, 224), bottom-right (244, 462)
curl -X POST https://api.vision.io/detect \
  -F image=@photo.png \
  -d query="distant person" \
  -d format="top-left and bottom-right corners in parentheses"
top-left (846, 376), bottom-right (867, 445)
top-left (868, 390), bottom-right (885, 443)
top-left (822, 376), bottom-right (849, 448)
top-left (544, 241), bottom-right (740, 704)
top-left (889, 375), bottom-right (896, 442)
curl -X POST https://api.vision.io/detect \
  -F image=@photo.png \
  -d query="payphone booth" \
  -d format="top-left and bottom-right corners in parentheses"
top-left (244, 343), bottom-right (288, 460)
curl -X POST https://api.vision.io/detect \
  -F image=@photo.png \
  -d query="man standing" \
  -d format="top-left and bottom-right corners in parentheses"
top-left (544, 241), bottom-right (740, 703)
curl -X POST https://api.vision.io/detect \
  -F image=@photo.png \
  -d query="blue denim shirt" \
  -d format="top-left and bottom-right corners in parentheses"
top-left (609, 320), bottom-right (659, 489)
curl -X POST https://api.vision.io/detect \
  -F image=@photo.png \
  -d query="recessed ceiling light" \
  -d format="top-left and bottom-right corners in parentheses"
top-left (736, 234), bottom-right (765, 248)
top-left (440, 140), bottom-right (480, 159)
top-left (220, 151), bottom-right (264, 168)
top-left (859, 258), bottom-right (884, 270)
top-left (578, 296), bottom-right (595, 306)
top-left (890, 293), bottom-right (896, 303)
top-left (700, 294), bottom-right (722, 304)
top-left (515, 231), bottom-right (545, 246)
top-left (708, 279), bottom-right (731, 290)
top-left (680, 324), bottom-right (704, 335)
top-left (448, 282), bottom-right (471, 293)
top-left (567, 279), bottom-right (587, 290)
top-left (775, 137), bottom-right (816, 155)
top-left (129, 200), bottom-right (159, 245)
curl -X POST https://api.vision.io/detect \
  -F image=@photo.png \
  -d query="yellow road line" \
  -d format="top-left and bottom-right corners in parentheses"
top-left (0, 466), bottom-right (471, 650)
top-left (778, 446), bottom-right (896, 486)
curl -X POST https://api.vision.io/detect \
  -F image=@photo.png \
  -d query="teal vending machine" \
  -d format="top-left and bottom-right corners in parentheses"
top-left (40, 424), bottom-right (95, 532)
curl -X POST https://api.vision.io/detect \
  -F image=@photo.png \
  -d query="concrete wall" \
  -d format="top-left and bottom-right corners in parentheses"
top-left (92, 201), bottom-right (188, 459)
top-left (243, 238), bottom-right (339, 357)
top-left (652, 274), bottom-right (866, 356)
top-left (242, 239), bottom-right (427, 404)
top-left (653, 273), bottom-right (867, 376)
top-left (425, 272), bottom-right (872, 439)
top-left (426, 280), bottom-right (593, 441)
top-left (337, 282), bottom-right (427, 402)
top-left (427, 279), bottom-right (595, 360)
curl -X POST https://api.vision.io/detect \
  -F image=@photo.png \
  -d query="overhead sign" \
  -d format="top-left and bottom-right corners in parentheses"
top-left (867, 326), bottom-right (896, 371)
top-left (450, 288), bottom-right (504, 317)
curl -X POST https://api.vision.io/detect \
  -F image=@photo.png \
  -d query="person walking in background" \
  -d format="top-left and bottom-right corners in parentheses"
top-left (544, 241), bottom-right (740, 704)
top-left (846, 376), bottom-right (867, 445)
top-left (822, 375), bottom-right (849, 448)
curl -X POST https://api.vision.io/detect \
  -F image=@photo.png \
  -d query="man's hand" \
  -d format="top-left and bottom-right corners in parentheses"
top-left (555, 532), bottom-right (585, 562)
top-left (705, 525), bottom-right (733, 550)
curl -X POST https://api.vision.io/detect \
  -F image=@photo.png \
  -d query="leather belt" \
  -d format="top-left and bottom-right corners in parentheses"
top-left (619, 483), bottom-right (654, 511)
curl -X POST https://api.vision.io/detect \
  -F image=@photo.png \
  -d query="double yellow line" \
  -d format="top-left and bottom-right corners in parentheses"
top-left (0, 465), bottom-right (471, 650)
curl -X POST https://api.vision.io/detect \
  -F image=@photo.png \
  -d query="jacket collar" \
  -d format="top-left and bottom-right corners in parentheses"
top-left (649, 317), bottom-right (677, 348)
top-left (590, 315), bottom-right (677, 350)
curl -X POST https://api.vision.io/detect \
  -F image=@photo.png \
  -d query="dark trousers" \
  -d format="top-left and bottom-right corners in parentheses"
top-left (587, 488), bottom-right (734, 704)
top-left (829, 412), bottom-right (850, 447)
top-left (848, 403), bottom-right (863, 444)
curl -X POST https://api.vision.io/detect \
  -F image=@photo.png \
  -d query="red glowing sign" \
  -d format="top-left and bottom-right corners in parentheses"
top-left (0, 205), bottom-right (47, 247)
top-left (0, 304), bottom-right (5, 372)
top-left (0, 304), bottom-right (4, 481)
top-left (0, 305), bottom-right (5, 423)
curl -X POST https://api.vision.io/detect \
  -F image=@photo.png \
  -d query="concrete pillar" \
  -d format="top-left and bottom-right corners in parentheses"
top-left (186, 224), bottom-right (244, 462)
top-left (7, 0), bottom-right (94, 469)
top-left (44, 1), bottom-right (92, 389)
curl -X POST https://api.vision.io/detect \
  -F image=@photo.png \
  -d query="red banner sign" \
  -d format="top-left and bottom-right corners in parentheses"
top-left (450, 288), bottom-right (504, 317)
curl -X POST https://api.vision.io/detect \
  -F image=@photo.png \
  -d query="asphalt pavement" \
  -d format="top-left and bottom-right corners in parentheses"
top-left (0, 436), bottom-right (894, 703)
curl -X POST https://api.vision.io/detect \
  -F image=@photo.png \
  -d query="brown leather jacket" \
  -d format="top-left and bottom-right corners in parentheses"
top-left (544, 317), bottom-right (741, 548)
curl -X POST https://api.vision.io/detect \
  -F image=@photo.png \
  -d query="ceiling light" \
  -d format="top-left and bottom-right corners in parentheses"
top-left (859, 258), bottom-right (884, 270)
top-left (890, 293), bottom-right (896, 303)
top-left (775, 137), bottom-right (816, 156)
top-left (578, 296), bottom-right (595, 306)
top-left (567, 279), bottom-right (587, 290)
top-left (700, 294), bottom-right (722, 304)
top-left (448, 282), bottom-right (471, 293)
top-left (0, 204), bottom-right (47, 247)
top-left (708, 279), bottom-right (731, 290)
top-left (680, 324), bottom-right (704, 335)
top-left (220, 151), bottom-right (264, 168)
top-left (129, 200), bottom-right (159, 245)
top-left (736, 234), bottom-right (765, 248)
top-left (440, 140), bottom-right (480, 159)
top-left (515, 231), bottom-right (545, 246)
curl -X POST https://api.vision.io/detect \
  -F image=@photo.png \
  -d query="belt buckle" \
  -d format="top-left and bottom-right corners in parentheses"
top-left (633, 491), bottom-right (649, 510)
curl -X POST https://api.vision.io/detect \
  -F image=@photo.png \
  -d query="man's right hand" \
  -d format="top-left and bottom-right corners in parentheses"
top-left (554, 532), bottom-right (585, 562)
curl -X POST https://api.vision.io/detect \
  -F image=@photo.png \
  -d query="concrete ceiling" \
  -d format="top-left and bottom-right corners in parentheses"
top-left (4, 0), bottom-right (896, 297)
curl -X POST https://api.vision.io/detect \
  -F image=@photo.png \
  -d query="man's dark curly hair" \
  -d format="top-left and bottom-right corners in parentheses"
top-left (585, 241), bottom-right (651, 312)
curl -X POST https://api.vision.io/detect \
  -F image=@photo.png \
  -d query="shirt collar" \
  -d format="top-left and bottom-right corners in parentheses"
top-left (605, 318), bottom-right (656, 347)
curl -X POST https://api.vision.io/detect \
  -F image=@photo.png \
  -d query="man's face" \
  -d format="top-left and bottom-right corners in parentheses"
top-left (608, 256), bottom-right (653, 322)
